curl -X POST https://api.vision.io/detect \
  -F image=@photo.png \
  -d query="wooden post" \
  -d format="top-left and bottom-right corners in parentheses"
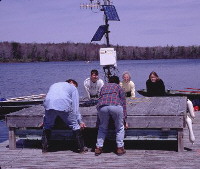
top-left (177, 129), bottom-right (184, 152)
top-left (9, 127), bottom-right (16, 150)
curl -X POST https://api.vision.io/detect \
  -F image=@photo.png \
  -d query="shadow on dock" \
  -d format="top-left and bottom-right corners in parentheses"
top-left (13, 137), bottom-right (179, 153)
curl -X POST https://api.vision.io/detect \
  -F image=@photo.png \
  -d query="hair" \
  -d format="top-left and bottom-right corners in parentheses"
top-left (109, 76), bottom-right (120, 84)
top-left (122, 71), bottom-right (131, 81)
top-left (149, 71), bottom-right (160, 81)
top-left (91, 69), bottom-right (98, 76)
top-left (66, 79), bottom-right (78, 87)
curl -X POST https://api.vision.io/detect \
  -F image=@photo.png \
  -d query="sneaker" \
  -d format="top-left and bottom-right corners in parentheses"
top-left (79, 146), bottom-right (88, 154)
top-left (116, 147), bottom-right (126, 156)
top-left (95, 147), bottom-right (103, 156)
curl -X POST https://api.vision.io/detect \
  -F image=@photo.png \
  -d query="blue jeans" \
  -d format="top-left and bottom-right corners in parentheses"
top-left (96, 105), bottom-right (125, 148)
top-left (44, 109), bottom-right (80, 131)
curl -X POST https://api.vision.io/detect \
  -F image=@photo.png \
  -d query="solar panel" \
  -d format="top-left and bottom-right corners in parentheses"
top-left (91, 25), bottom-right (108, 42)
top-left (102, 5), bottom-right (120, 21)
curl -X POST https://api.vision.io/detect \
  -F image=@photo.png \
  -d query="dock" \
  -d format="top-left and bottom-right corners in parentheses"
top-left (1, 97), bottom-right (200, 168)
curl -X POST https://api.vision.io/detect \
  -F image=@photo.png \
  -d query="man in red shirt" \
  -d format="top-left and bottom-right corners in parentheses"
top-left (95, 76), bottom-right (128, 156)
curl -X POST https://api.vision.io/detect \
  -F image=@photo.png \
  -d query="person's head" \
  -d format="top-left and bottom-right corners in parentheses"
top-left (66, 79), bottom-right (78, 87)
top-left (90, 69), bottom-right (99, 83)
top-left (149, 71), bottom-right (160, 83)
top-left (109, 76), bottom-right (120, 84)
top-left (122, 71), bottom-right (131, 83)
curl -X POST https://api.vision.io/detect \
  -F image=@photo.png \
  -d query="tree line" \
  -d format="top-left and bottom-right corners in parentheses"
top-left (0, 41), bottom-right (200, 62)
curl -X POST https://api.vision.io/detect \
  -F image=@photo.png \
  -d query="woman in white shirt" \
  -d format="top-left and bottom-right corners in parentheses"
top-left (120, 71), bottom-right (135, 98)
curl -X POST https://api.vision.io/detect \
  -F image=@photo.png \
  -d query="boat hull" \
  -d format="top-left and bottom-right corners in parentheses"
top-left (0, 94), bottom-right (45, 117)
top-left (0, 100), bottom-right (44, 118)
top-left (137, 89), bottom-right (200, 100)
top-left (0, 96), bottom-right (98, 117)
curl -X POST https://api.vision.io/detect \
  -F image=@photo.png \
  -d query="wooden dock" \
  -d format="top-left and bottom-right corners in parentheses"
top-left (1, 97), bottom-right (200, 168)
top-left (6, 97), bottom-right (186, 151)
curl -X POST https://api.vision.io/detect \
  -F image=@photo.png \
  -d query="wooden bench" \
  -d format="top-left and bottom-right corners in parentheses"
top-left (5, 97), bottom-right (187, 152)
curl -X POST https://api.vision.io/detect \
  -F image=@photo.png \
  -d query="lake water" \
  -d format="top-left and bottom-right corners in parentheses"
top-left (1, 59), bottom-right (200, 99)
top-left (1, 59), bottom-right (200, 142)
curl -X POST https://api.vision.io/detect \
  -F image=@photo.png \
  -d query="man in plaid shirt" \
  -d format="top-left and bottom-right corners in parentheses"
top-left (95, 76), bottom-right (128, 156)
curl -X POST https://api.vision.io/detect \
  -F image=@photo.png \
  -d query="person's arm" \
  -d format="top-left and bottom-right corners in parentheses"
top-left (130, 81), bottom-right (135, 97)
top-left (119, 86), bottom-right (128, 128)
top-left (159, 79), bottom-right (166, 95)
top-left (119, 82), bottom-right (123, 88)
top-left (72, 88), bottom-right (83, 124)
top-left (146, 80), bottom-right (150, 92)
top-left (97, 79), bottom-right (104, 97)
top-left (119, 86), bottom-right (127, 120)
top-left (146, 80), bottom-right (152, 96)
top-left (84, 78), bottom-right (91, 99)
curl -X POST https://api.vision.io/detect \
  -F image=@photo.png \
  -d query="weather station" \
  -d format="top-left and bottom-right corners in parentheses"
top-left (80, 0), bottom-right (120, 82)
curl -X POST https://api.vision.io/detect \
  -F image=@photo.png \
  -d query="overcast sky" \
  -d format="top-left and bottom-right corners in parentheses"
top-left (0, 0), bottom-right (200, 47)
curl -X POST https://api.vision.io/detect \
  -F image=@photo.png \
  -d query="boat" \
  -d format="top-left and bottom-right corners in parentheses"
top-left (0, 95), bottom-right (99, 117)
top-left (137, 89), bottom-right (200, 101)
top-left (0, 94), bottom-right (46, 116)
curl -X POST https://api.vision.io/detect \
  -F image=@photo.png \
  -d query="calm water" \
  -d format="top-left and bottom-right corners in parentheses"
top-left (1, 59), bottom-right (200, 99)
top-left (1, 59), bottom-right (200, 142)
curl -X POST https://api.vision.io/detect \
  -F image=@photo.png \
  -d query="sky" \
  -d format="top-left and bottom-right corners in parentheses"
top-left (0, 0), bottom-right (200, 47)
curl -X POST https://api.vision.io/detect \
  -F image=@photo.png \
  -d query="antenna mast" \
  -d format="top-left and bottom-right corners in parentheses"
top-left (81, 0), bottom-right (120, 82)
top-left (103, 0), bottom-right (111, 47)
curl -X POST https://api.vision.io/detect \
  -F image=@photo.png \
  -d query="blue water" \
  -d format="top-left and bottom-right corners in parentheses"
top-left (1, 59), bottom-right (200, 142)
top-left (1, 59), bottom-right (200, 99)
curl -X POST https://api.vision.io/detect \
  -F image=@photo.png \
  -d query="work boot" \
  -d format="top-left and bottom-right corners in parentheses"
top-left (74, 129), bottom-right (88, 153)
top-left (116, 147), bottom-right (126, 156)
top-left (42, 129), bottom-right (51, 153)
top-left (95, 147), bottom-right (103, 156)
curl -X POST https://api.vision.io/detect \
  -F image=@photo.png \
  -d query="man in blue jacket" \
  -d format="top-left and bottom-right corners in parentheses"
top-left (42, 79), bottom-right (87, 153)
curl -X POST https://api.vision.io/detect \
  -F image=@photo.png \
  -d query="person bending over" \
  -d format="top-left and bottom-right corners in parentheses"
top-left (95, 76), bottom-right (128, 156)
top-left (42, 79), bottom-right (87, 153)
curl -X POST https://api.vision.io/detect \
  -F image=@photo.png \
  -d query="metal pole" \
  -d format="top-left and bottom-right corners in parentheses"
top-left (103, 0), bottom-right (110, 47)
top-left (105, 18), bottom-right (110, 47)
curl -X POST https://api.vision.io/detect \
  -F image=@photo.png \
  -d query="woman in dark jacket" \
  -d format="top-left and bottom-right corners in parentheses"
top-left (146, 71), bottom-right (166, 96)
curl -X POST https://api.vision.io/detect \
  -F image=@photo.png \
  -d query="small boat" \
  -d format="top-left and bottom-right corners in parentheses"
top-left (0, 95), bottom-right (99, 117)
top-left (0, 94), bottom-right (46, 116)
top-left (137, 89), bottom-right (200, 101)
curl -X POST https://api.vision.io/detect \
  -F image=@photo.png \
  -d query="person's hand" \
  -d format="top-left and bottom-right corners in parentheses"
top-left (38, 122), bottom-right (43, 128)
top-left (124, 122), bottom-right (128, 129)
top-left (80, 122), bottom-right (86, 129)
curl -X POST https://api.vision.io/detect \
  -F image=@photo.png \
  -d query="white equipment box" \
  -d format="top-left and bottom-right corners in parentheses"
top-left (99, 48), bottom-right (117, 66)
